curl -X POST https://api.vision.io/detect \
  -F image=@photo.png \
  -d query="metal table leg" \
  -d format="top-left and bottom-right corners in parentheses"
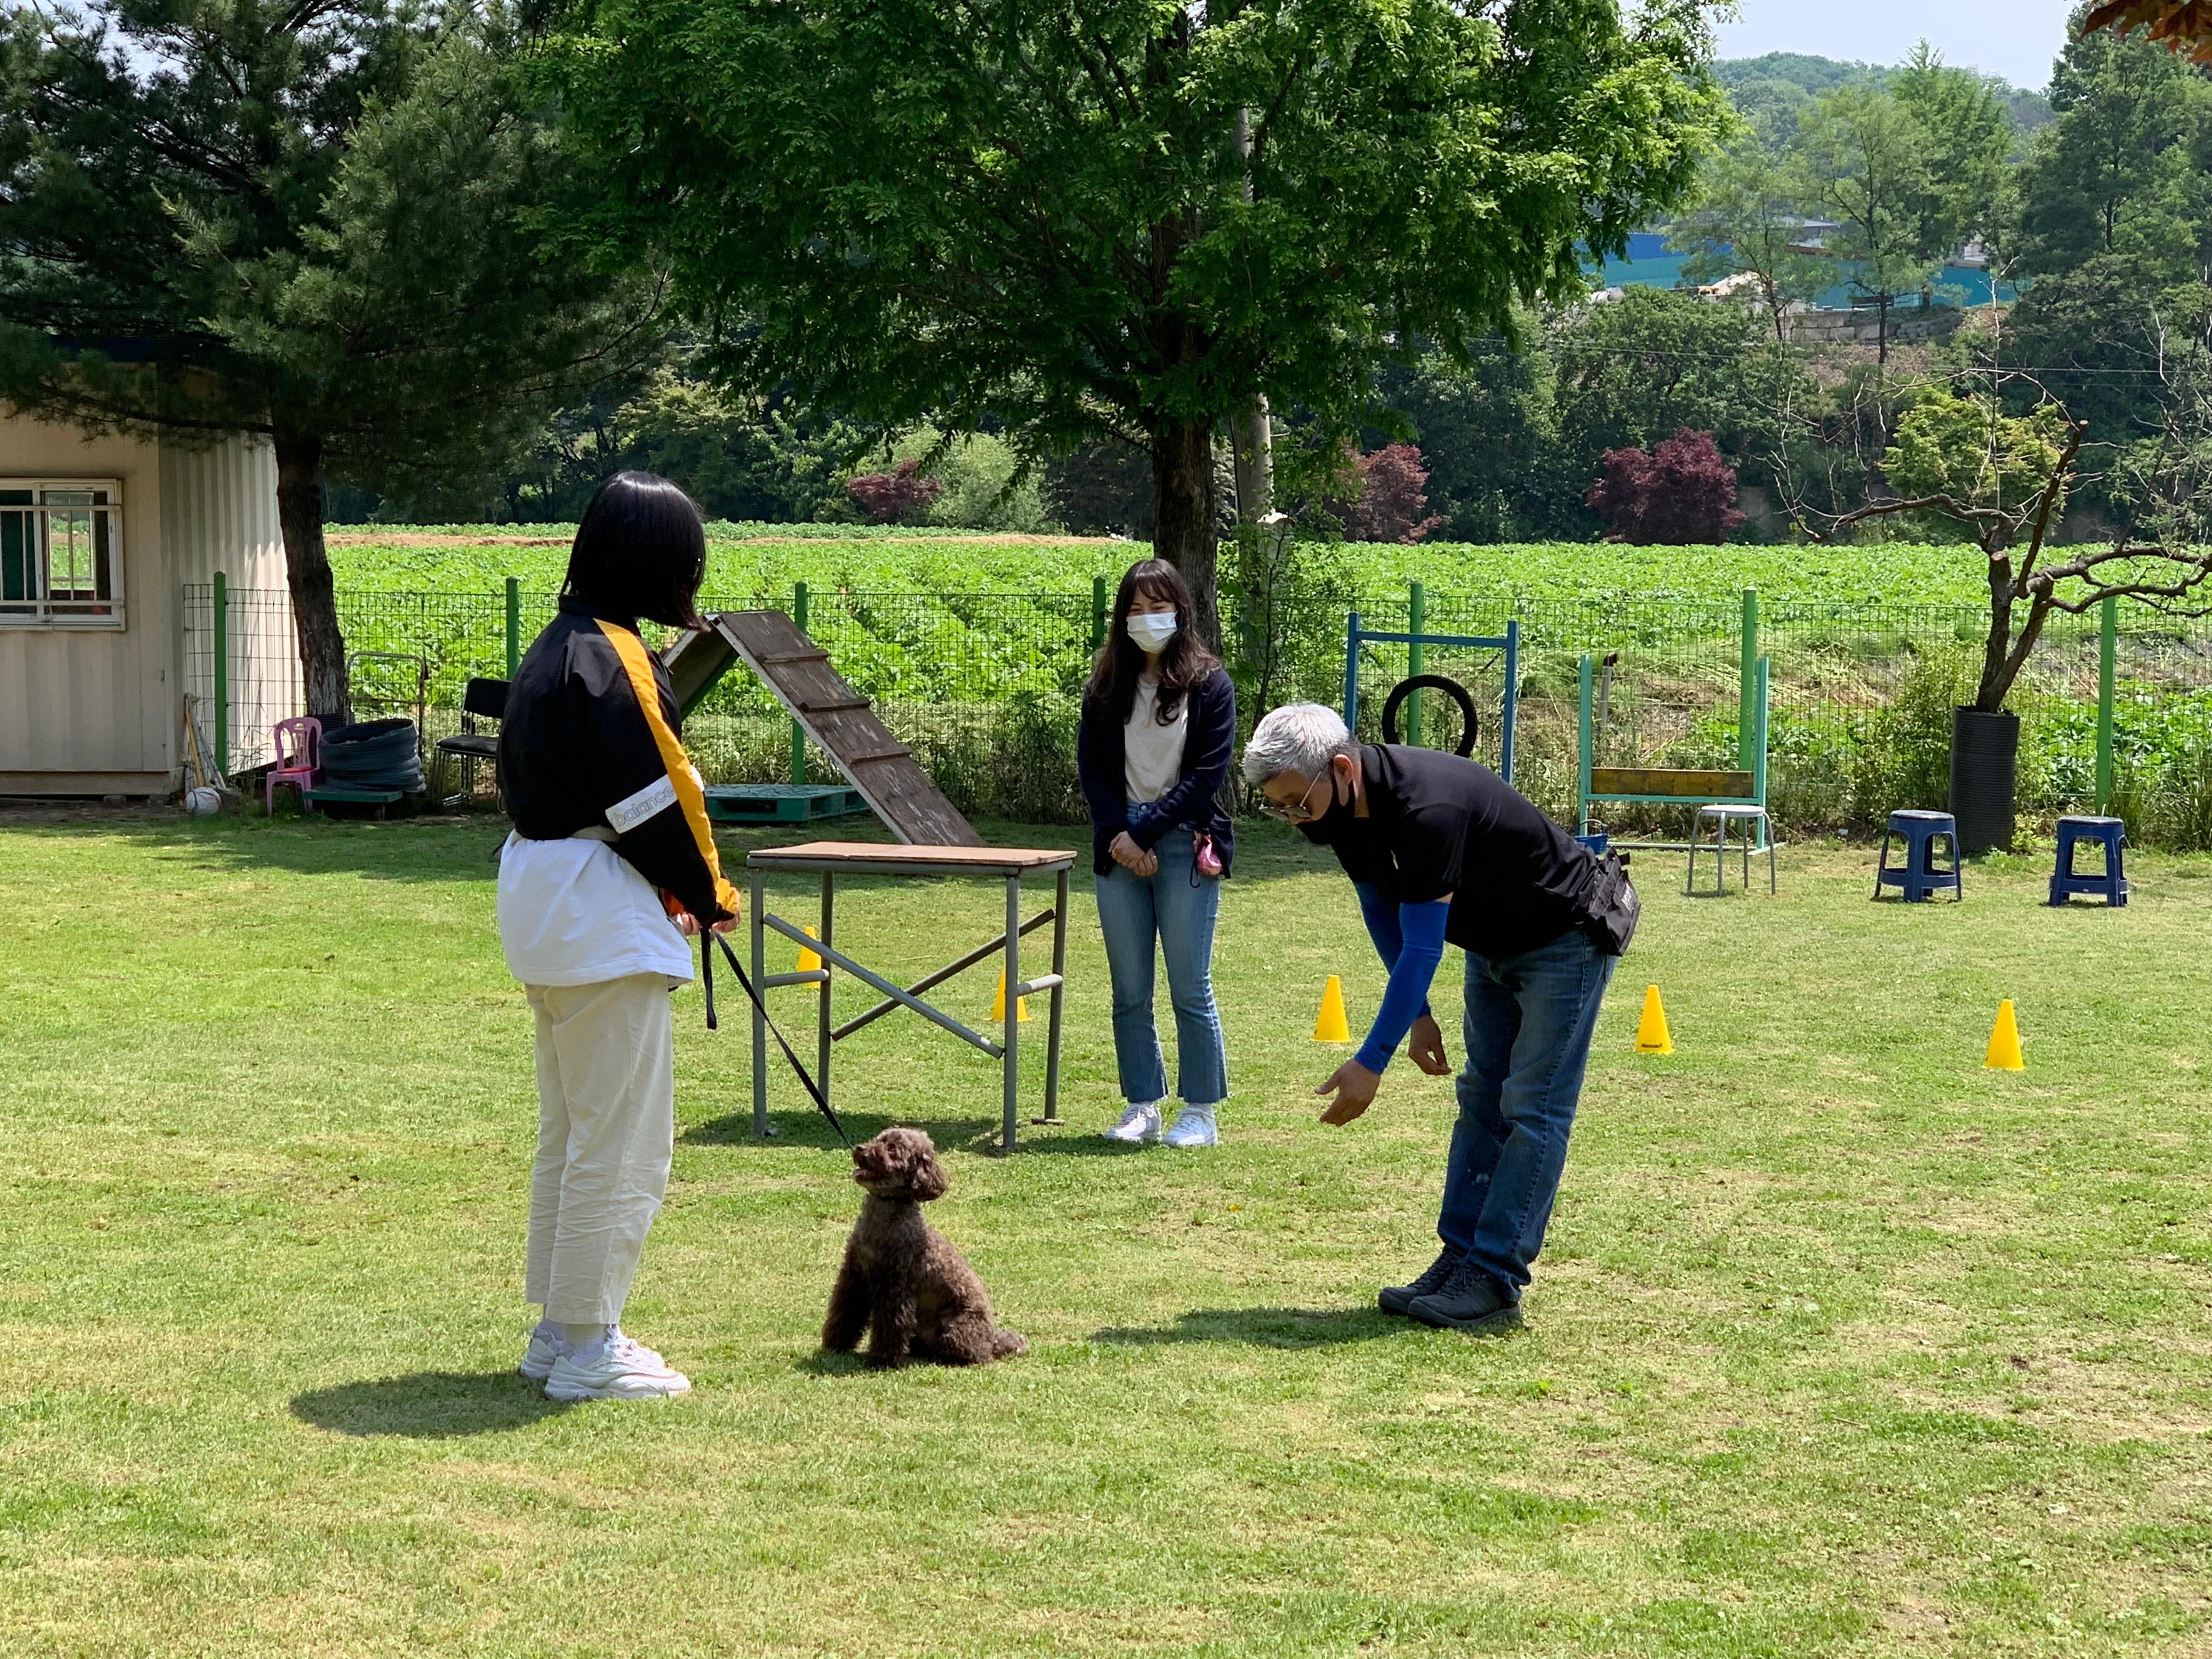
top-left (1036, 865), bottom-right (1068, 1125)
top-left (751, 866), bottom-right (770, 1137)
top-left (818, 871), bottom-right (835, 1118)
top-left (1002, 871), bottom-right (1021, 1152)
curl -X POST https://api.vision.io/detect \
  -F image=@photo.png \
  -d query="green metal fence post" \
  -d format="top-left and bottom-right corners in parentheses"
top-left (505, 576), bottom-right (521, 679)
top-left (212, 570), bottom-right (229, 781)
top-left (1739, 588), bottom-right (1759, 773)
top-left (791, 580), bottom-right (809, 787)
top-left (2097, 594), bottom-right (2117, 812)
top-left (1577, 652), bottom-right (1593, 834)
top-left (1406, 579), bottom-right (1426, 747)
top-left (1091, 574), bottom-right (1108, 654)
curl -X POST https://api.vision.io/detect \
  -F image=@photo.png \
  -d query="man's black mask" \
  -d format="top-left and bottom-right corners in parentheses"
top-left (1296, 763), bottom-right (1357, 844)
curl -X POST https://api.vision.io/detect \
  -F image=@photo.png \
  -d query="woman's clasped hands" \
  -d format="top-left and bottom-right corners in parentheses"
top-left (1108, 830), bottom-right (1158, 878)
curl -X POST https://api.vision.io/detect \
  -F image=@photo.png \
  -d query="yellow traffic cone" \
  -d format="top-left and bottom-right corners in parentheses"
top-left (796, 925), bottom-right (823, 974)
top-left (1313, 975), bottom-right (1352, 1042)
top-left (991, 969), bottom-right (1030, 1023)
top-left (1634, 984), bottom-right (1674, 1055)
top-left (1984, 1000), bottom-right (2024, 1070)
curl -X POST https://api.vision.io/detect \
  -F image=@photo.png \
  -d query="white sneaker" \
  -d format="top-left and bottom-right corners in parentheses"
top-left (1105, 1101), bottom-right (1162, 1143)
top-left (543, 1329), bottom-right (692, 1401)
top-left (518, 1325), bottom-right (566, 1382)
top-left (1162, 1105), bottom-right (1218, 1148)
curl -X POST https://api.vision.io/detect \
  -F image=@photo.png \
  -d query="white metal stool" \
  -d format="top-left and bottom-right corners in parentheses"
top-left (1686, 803), bottom-right (1776, 896)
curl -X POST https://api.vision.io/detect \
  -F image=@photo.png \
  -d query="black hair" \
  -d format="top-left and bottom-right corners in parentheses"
top-left (1084, 557), bottom-right (1218, 724)
top-left (561, 470), bottom-right (708, 629)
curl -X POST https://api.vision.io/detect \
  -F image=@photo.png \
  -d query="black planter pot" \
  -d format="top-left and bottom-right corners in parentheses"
top-left (1949, 706), bottom-right (2019, 855)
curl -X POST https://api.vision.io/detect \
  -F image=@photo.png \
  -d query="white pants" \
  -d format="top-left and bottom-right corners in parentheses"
top-left (523, 974), bottom-right (676, 1324)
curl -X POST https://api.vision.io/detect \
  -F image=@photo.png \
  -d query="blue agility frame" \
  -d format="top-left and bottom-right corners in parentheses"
top-left (1343, 612), bottom-right (1519, 783)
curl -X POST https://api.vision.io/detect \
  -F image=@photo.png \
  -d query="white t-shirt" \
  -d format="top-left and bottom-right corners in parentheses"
top-left (497, 831), bottom-right (695, 988)
top-left (1124, 679), bottom-right (1189, 803)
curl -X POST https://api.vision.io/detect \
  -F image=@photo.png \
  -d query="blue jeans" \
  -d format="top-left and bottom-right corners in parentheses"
top-left (1439, 928), bottom-right (1615, 1293)
top-left (1093, 805), bottom-right (1228, 1106)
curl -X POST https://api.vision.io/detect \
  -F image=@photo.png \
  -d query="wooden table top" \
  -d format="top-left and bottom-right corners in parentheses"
top-left (746, 841), bottom-right (1076, 875)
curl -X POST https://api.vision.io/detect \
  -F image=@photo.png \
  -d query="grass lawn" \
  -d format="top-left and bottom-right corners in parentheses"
top-left (2, 811), bottom-right (2208, 1657)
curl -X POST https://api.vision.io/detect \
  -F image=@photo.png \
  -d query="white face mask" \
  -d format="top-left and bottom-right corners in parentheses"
top-left (1126, 610), bottom-right (1179, 653)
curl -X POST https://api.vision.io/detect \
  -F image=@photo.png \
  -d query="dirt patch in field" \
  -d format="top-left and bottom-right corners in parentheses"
top-left (325, 532), bottom-right (570, 546)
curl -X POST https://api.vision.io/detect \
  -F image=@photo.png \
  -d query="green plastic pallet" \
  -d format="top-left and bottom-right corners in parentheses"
top-left (702, 783), bottom-right (871, 826)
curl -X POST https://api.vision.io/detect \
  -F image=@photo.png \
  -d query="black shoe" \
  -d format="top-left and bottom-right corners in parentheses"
top-left (1407, 1264), bottom-right (1522, 1333)
top-left (1378, 1249), bottom-right (1463, 1317)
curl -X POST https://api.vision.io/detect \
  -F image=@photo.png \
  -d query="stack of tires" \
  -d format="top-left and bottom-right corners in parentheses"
top-left (319, 718), bottom-right (426, 793)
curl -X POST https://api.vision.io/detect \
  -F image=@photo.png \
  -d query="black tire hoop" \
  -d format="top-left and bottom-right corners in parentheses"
top-left (1381, 674), bottom-right (1479, 757)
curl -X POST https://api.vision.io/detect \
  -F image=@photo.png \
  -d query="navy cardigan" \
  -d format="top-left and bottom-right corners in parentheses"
top-left (1076, 667), bottom-right (1238, 878)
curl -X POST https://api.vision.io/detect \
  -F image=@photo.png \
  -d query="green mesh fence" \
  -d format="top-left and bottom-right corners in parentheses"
top-left (180, 581), bottom-right (2212, 842)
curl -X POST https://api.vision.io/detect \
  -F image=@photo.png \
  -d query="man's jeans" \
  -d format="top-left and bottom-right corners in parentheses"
top-left (1094, 804), bottom-right (1228, 1106)
top-left (1440, 927), bottom-right (1615, 1293)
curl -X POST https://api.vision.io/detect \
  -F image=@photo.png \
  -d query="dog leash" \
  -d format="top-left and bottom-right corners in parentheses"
top-left (701, 926), bottom-right (850, 1146)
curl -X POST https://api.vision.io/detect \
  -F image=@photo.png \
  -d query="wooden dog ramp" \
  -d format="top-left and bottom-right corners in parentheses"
top-left (661, 610), bottom-right (982, 848)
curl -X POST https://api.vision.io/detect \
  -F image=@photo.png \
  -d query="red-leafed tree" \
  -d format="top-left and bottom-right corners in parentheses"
top-left (1586, 427), bottom-right (1745, 544)
top-left (1338, 442), bottom-right (1444, 544)
top-left (846, 459), bottom-right (944, 523)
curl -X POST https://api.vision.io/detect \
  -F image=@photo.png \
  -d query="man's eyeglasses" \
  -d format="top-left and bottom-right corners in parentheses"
top-left (1257, 772), bottom-right (1327, 823)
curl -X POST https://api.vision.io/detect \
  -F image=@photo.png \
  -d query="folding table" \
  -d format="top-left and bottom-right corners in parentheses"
top-left (746, 841), bottom-right (1075, 1151)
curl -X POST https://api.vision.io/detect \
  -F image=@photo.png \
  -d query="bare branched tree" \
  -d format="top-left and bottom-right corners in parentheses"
top-left (1795, 371), bottom-right (2212, 712)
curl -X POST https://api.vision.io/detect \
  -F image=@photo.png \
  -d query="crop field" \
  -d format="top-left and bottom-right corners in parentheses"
top-left (326, 526), bottom-right (2013, 609)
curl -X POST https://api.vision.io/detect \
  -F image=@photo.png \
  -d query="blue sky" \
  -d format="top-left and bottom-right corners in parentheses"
top-left (1715, 0), bottom-right (2078, 92)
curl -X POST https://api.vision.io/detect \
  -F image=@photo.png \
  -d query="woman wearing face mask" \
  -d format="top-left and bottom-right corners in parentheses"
top-left (1075, 559), bottom-right (1237, 1146)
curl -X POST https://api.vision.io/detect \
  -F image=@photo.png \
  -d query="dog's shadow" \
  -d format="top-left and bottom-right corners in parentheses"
top-left (290, 1371), bottom-right (576, 1437)
top-left (1089, 1306), bottom-right (1410, 1349)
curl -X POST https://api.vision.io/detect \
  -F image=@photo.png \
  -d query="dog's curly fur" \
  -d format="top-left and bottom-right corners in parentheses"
top-left (822, 1127), bottom-right (1025, 1369)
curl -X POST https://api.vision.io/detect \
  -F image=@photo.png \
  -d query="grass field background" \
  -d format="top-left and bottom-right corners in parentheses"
top-left (324, 528), bottom-right (2012, 608)
top-left (2, 812), bottom-right (2208, 1656)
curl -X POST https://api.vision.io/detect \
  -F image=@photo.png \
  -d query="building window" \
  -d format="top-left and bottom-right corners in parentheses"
top-left (0, 482), bottom-right (124, 626)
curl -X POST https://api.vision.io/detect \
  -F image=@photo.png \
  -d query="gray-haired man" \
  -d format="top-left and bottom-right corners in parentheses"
top-left (1244, 702), bottom-right (1626, 1331)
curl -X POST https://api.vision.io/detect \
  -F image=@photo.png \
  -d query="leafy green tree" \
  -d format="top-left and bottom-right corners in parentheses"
top-left (1667, 134), bottom-right (1833, 343)
top-left (2013, 14), bottom-right (2212, 285)
top-left (1882, 386), bottom-right (2072, 538)
top-left (0, 1), bottom-right (655, 721)
top-left (1550, 287), bottom-right (1810, 510)
top-left (1788, 83), bottom-right (1949, 363)
top-left (539, 0), bottom-right (1728, 642)
top-left (1890, 43), bottom-right (2017, 259)
top-left (1384, 337), bottom-right (1575, 541)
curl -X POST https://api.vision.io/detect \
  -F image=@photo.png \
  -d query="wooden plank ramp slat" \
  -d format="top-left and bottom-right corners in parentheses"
top-left (661, 610), bottom-right (984, 848)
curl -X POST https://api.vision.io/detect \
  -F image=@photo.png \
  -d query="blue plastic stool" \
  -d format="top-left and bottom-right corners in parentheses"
top-left (2050, 815), bottom-right (2128, 906)
top-left (1874, 809), bottom-right (1963, 902)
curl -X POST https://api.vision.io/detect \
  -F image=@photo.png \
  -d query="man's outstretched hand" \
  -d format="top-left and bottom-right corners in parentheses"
top-left (1316, 1058), bottom-right (1380, 1125)
top-left (1407, 1013), bottom-right (1452, 1076)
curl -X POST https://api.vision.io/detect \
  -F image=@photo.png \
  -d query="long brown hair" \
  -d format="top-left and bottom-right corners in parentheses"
top-left (1085, 558), bottom-right (1220, 725)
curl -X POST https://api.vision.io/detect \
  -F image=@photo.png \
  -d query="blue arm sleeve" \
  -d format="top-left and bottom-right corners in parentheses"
top-left (1353, 894), bottom-right (1449, 1074)
top-left (1353, 883), bottom-right (1431, 1019)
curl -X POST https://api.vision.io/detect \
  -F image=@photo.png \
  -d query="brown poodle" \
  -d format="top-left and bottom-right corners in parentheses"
top-left (822, 1127), bottom-right (1025, 1369)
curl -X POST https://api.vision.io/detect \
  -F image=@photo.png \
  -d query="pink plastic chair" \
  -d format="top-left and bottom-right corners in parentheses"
top-left (267, 716), bottom-right (321, 816)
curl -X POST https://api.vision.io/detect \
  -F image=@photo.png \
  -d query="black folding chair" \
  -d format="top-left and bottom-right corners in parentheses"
top-left (434, 676), bottom-right (508, 805)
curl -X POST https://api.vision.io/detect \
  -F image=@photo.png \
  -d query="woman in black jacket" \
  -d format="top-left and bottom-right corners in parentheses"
top-left (1076, 559), bottom-right (1236, 1147)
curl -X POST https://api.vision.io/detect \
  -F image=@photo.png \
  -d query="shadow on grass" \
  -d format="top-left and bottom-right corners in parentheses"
top-left (1090, 1306), bottom-right (1408, 1348)
top-left (682, 1109), bottom-right (1140, 1156)
top-left (290, 1371), bottom-right (575, 1437)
